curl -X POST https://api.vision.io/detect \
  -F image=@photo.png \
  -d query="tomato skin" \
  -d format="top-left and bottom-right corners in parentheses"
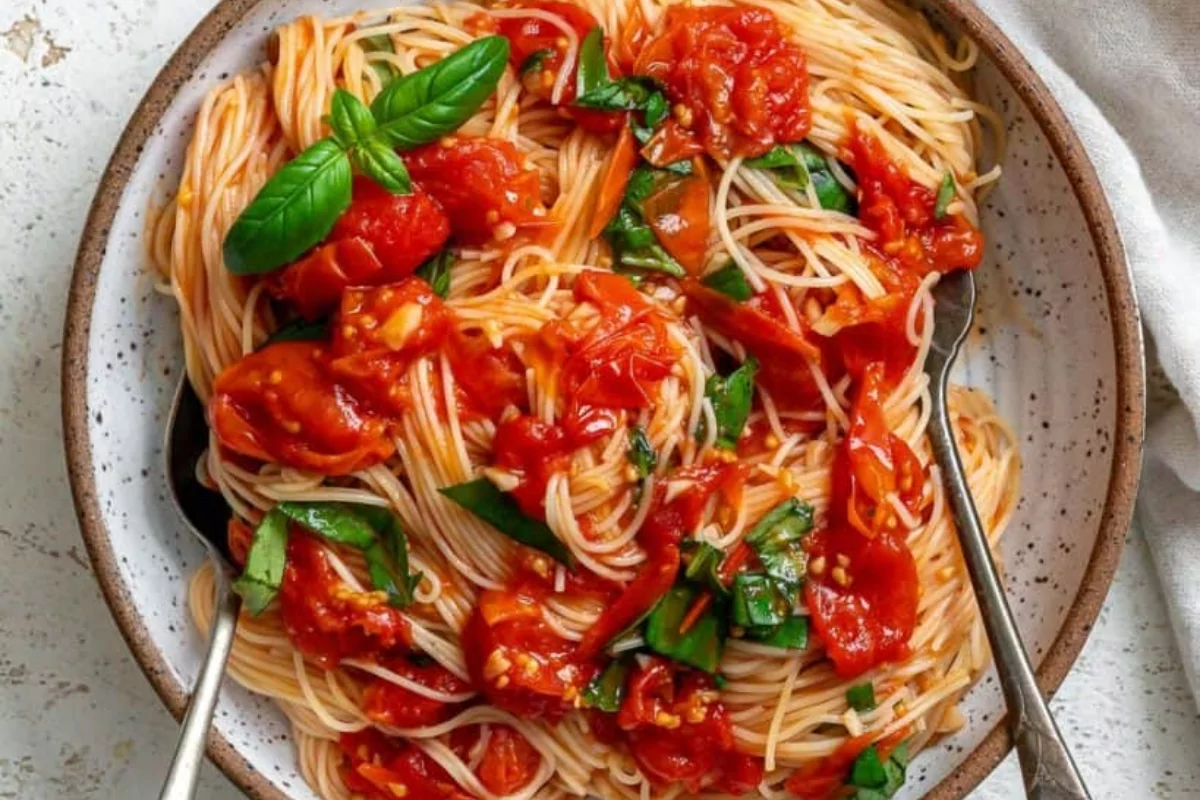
top-left (446, 329), bottom-right (528, 419)
top-left (475, 726), bottom-right (542, 795)
top-left (683, 278), bottom-right (820, 363)
top-left (362, 657), bottom-right (471, 728)
top-left (279, 531), bottom-right (412, 668)
top-left (404, 137), bottom-right (549, 245)
top-left (339, 730), bottom-right (473, 800)
top-left (266, 237), bottom-right (383, 321)
top-left (641, 169), bottom-right (711, 274)
top-left (463, 590), bottom-right (597, 720)
top-left (227, 517), bottom-right (253, 567)
top-left (494, 1), bottom-right (625, 134)
top-left (209, 341), bottom-right (395, 475)
top-left (327, 278), bottom-right (452, 416)
top-left (636, 6), bottom-right (811, 159)
top-left (333, 179), bottom-right (451, 274)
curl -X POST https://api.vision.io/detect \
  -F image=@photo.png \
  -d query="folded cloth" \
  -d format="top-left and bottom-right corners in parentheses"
top-left (970, 0), bottom-right (1200, 702)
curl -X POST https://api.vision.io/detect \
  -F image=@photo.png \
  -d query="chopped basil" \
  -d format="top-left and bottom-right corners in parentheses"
top-left (583, 659), bottom-right (628, 712)
top-left (846, 682), bottom-right (877, 712)
top-left (577, 76), bottom-right (662, 111)
top-left (748, 615), bottom-right (808, 649)
top-left (627, 426), bottom-right (657, 480)
top-left (440, 478), bottom-right (575, 566)
top-left (745, 498), bottom-right (813, 587)
top-left (644, 584), bottom-right (725, 673)
top-left (702, 262), bottom-right (754, 302)
top-left (519, 48), bottom-right (553, 76)
top-left (850, 745), bottom-right (888, 788)
top-left (231, 508), bottom-right (289, 614)
top-left (703, 356), bottom-right (758, 450)
top-left (602, 166), bottom-right (686, 279)
top-left (745, 144), bottom-right (809, 190)
top-left (935, 171), bottom-right (956, 219)
top-left (575, 27), bottom-right (609, 99)
top-left (682, 540), bottom-right (727, 595)
top-left (262, 317), bottom-right (329, 347)
top-left (359, 33), bottom-right (400, 87)
top-left (746, 142), bottom-right (856, 214)
top-left (731, 573), bottom-right (791, 628)
top-left (847, 742), bottom-right (909, 799)
top-left (713, 673), bottom-right (728, 689)
top-left (415, 249), bottom-right (455, 298)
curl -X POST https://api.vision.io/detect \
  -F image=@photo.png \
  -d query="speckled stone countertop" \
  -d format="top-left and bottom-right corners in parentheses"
top-left (1, 2), bottom-right (1198, 798)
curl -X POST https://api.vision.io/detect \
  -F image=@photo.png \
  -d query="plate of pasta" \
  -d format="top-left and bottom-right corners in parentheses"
top-left (63, 0), bottom-right (1143, 798)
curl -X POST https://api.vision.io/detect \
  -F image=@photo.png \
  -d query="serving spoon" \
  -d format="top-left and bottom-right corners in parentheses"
top-left (925, 269), bottom-right (1091, 800)
top-left (159, 376), bottom-right (241, 800)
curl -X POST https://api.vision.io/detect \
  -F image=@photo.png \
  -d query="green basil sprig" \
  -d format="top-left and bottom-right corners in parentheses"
top-left (440, 478), bottom-right (575, 566)
top-left (224, 37), bottom-right (508, 276)
top-left (701, 262), bottom-right (754, 302)
top-left (231, 501), bottom-right (421, 614)
top-left (702, 356), bottom-right (758, 450)
top-left (935, 171), bottom-right (956, 219)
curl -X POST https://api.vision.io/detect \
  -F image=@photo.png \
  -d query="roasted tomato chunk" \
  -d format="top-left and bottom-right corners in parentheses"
top-left (340, 729), bottom-right (472, 800)
top-left (209, 341), bottom-right (394, 475)
top-left (362, 657), bottom-right (472, 728)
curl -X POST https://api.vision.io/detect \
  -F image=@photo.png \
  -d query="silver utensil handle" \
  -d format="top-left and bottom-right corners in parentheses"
top-left (158, 567), bottom-right (241, 800)
top-left (928, 379), bottom-right (1091, 800)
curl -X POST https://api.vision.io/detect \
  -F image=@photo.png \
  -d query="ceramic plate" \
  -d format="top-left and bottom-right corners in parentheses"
top-left (62, 1), bottom-right (1145, 798)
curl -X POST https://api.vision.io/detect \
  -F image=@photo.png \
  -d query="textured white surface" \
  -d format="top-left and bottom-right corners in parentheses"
top-left (0, 2), bottom-right (1198, 799)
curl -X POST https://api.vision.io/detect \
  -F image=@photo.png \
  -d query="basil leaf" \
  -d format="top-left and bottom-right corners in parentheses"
top-left (360, 33), bottom-right (400, 87)
top-left (355, 505), bottom-right (422, 607)
top-left (371, 36), bottom-right (509, 150)
top-left (440, 478), bottom-right (575, 566)
top-left (262, 317), bottom-right (329, 347)
top-left (275, 501), bottom-right (377, 548)
top-left (745, 144), bottom-right (809, 190)
top-left (850, 745), bottom-right (888, 789)
top-left (232, 508), bottom-right (289, 615)
top-left (627, 425), bottom-right (656, 480)
top-left (642, 90), bottom-right (668, 129)
top-left (748, 615), bottom-right (808, 649)
top-left (354, 137), bottom-right (413, 194)
top-left (705, 356), bottom-right (758, 449)
top-left (415, 249), bottom-right (455, 298)
top-left (520, 48), bottom-right (553, 76)
top-left (223, 138), bottom-right (353, 275)
top-left (328, 89), bottom-right (377, 149)
top-left (731, 573), bottom-right (790, 628)
top-left (798, 143), bottom-right (857, 214)
top-left (660, 159), bottom-right (693, 177)
top-left (682, 540), bottom-right (726, 594)
top-left (935, 171), bottom-right (955, 219)
top-left (847, 742), bottom-right (909, 797)
top-left (575, 27), bottom-right (608, 99)
top-left (702, 262), bottom-right (754, 302)
top-left (745, 498), bottom-right (813, 587)
top-left (583, 659), bottom-right (627, 712)
top-left (713, 673), bottom-right (728, 689)
top-left (645, 584), bottom-right (725, 673)
top-left (846, 682), bottom-right (877, 712)
top-left (577, 76), bottom-right (661, 111)
top-left (603, 166), bottom-right (686, 279)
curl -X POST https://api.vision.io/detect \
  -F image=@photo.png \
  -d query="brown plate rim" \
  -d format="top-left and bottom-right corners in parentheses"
top-left (61, 0), bottom-right (1145, 798)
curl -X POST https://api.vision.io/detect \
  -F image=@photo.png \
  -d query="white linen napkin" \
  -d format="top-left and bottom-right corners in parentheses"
top-left (969, 0), bottom-right (1200, 701)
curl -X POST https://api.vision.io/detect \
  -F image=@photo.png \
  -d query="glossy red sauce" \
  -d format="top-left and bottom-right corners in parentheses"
top-left (340, 729), bottom-right (473, 800)
top-left (610, 657), bottom-right (764, 794)
top-left (578, 461), bottom-right (745, 658)
top-left (488, 0), bottom-right (624, 133)
top-left (210, 341), bottom-right (395, 475)
top-left (636, 6), bottom-right (811, 160)
top-left (278, 531), bottom-right (412, 668)
top-left (361, 657), bottom-right (471, 728)
top-left (462, 589), bottom-right (598, 720)
top-left (445, 329), bottom-right (528, 419)
top-left (405, 136), bottom-right (550, 244)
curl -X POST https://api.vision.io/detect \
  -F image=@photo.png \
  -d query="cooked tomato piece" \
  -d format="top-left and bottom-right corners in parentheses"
top-left (578, 462), bottom-right (744, 658)
top-left (683, 279), bottom-right (820, 364)
top-left (362, 657), bottom-right (472, 728)
top-left (636, 6), bottom-right (811, 159)
top-left (266, 237), bottom-right (384, 321)
top-left (492, 0), bottom-right (624, 134)
top-left (209, 341), bottom-right (394, 475)
top-left (327, 278), bottom-right (453, 416)
top-left (227, 517), bottom-right (253, 567)
top-left (476, 726), bottom-right (542, 795)
top-left (404, 137), bottom-right (549, 245)
top-left (492, 415), bottom-right (575, 518)
top-left (463, 589), bottom-right (596, 720)
top-left (616, 659), bottom-right (759, 793)
top-left (849, 129), bottom-right (984, 275)
top-left (641, 169), bottom-right (710, 274)
top-left (330, 178), bottom-right (451, 278)
top-left (445, 328), bottom-right (528, 419)
top-left (279, 531), bottom-right (412, 667)
top-left (340, 729), bottom-right (472, 800)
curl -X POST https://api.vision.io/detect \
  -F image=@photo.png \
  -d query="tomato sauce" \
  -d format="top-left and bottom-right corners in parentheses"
top-left (636, 6), bottom-right (811, 160)
top-left (361, 657), bottom-right (471, 728)
top-left (278, 531), bottom-right (412, 668)
top-left (489, 0), bottom-right (625, 133)
top-left (340, 729), bottom-right (474, 800)
top-left (462, 589), bottom-right (598, 720)
top-left (405, 136), bottom-right (551, 245)
top-left (445, 329), bottom-right (528, 419)
top-left (450, 725), bottom-right (542, 795)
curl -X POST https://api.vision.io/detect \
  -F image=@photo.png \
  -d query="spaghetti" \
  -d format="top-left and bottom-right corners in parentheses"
top-left (149, 0), bottom-right (1019, 798)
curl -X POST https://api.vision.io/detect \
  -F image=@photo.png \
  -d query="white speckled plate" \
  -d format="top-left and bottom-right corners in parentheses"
top-left (61, 1), bottom-right (1144, 798)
